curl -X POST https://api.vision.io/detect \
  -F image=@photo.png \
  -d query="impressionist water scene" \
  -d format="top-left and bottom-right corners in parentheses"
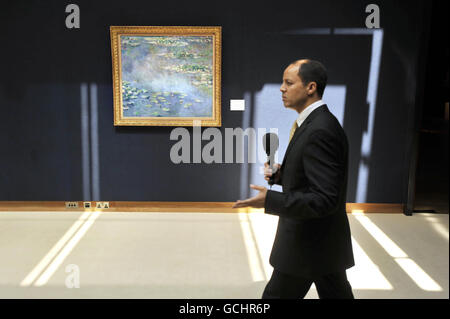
top-left (120, 35), bottom-right (214, 118)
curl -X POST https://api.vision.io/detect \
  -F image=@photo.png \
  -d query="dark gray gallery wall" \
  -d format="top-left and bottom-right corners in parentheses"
top-left (0, 0), bottom-right (431, 203)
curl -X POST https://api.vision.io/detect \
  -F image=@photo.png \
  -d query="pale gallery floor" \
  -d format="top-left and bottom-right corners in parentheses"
top-left (0, 211), bottom-right (448, 299)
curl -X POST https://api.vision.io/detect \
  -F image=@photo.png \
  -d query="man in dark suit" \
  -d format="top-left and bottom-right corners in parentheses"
top-left (232, 59), bottom-right (355, 299)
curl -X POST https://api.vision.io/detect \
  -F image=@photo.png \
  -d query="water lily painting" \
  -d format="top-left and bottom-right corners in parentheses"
top-left (110, 26), bottom-right (221, 126)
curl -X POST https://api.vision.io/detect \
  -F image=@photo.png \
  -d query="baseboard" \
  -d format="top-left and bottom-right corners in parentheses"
top-left (0, 201), bottom-right (405, 214)
top-left (345, 203), bottom-right (404, 214)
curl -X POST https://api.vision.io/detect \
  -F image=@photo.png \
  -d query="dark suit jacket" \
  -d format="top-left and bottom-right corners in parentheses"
top-left (264, 104), bottom-right (355, 279)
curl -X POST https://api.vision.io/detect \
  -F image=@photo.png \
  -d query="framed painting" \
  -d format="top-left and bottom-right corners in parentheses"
top-left (110, 26), bottom-right (222, 126)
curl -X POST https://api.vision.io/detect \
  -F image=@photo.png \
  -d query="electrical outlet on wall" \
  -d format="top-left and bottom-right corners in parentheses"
top-left (94, 202), bottom-right (110, 209)
top-left (65, 202), bottom-right (79, 209)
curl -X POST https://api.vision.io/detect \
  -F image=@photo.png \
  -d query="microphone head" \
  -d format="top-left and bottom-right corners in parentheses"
top-left (262, 133), bottom-right (279, 156)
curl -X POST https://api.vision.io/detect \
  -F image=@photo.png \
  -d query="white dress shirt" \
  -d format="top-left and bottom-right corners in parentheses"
top-left (296, 99), bottom-right (325, 128)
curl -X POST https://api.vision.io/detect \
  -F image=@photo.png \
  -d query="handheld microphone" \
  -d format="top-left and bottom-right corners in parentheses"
top-left (262, 133), bottom-right (279, 186)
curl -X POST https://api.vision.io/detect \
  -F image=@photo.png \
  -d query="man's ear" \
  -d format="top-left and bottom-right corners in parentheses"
top-left (307, 82), bottom-right (317, 96)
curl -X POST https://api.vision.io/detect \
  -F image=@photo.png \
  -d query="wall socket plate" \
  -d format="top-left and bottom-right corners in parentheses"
top-left (83, 202), bottom-right (91, 208)
top-left (95, 202), bottom-right (110, 209)
top-left (65, 202), bottom-right (79, 209)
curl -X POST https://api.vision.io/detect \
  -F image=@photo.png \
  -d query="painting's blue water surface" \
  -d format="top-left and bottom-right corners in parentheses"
top-left (120, 36), bottom-right (214, 118)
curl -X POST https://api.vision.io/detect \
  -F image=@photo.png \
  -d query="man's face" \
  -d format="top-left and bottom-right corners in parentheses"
top-left (280, 64), bottom-right (308, 110)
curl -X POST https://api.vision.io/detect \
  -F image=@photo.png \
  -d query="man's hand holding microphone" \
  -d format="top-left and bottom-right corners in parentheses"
top-left (264, 161), bottom-right (281, 186)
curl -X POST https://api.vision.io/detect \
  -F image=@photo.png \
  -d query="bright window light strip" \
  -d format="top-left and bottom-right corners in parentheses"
top-left (355, 165), bottom-right (369, 204)
top-left (355, 29), bottom-right (383, 202)
top-left (33, 211), bottom-right (101, 286)
top-left (323, 85), bottom-right (347, 126)
top-left (246, 211), bottom-right (394, 290)
top-left (353, 211), bottom-right (442, 292)
top-left (90, 83), bottom-right (100, 201)
top-left (247, 212), bottom-right (278, 280)
top-left (20, 211), bottom-right (92, 287)
top-left (353, 212), bottom-right (407, 258)
top-left (238, 213), bottom-right (266, 282)
top-left (81, 83), bottom-right (91, 200)
top-left (347, 236), bottom-right (393, 290)
top-left (424, 217), bottom-right (449, 241)
top-left (240, 92), bottom-right (252, 200)
top-left (395, 258), bottom-right (443, 292)
top-left (333, 28), bottom-right (377, 35)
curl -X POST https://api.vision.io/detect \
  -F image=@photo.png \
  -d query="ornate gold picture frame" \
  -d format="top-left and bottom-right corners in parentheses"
top-left (110, 26), bottom-right (222, 126)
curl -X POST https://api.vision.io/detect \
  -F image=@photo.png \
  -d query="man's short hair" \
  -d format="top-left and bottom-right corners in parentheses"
top-left (293, 59), bottom-right (328, 98)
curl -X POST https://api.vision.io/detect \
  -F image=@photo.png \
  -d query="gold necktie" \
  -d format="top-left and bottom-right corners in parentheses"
top-left (289, 121), bottom-right (298, 142)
